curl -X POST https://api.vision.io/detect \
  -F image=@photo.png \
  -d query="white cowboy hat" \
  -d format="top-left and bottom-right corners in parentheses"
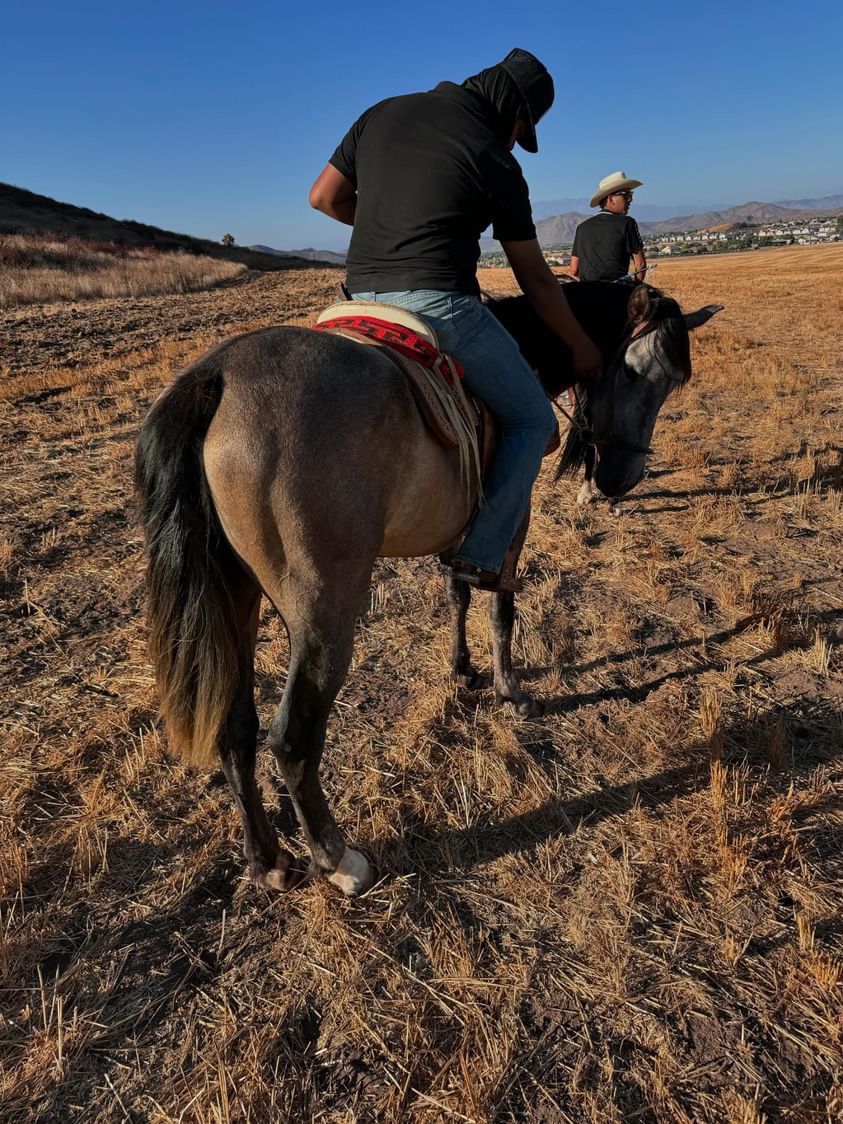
top-left (590, 171), bottom-right (643, 208)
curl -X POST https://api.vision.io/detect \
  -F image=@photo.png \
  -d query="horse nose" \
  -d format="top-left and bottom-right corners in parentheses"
top-left (604, 470), bottom-right (628, 496)
top-left (607, 466), bottom-right (644, 497)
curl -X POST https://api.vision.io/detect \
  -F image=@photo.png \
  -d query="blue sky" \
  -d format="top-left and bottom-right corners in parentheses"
top-left (4, 0), bottom-right (841, 250)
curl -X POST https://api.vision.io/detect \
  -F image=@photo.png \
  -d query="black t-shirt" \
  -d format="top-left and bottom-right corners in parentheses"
top-left (329, 83), bottom-right (536, 295)
top-left (571, 212), bottom-right (643, 282)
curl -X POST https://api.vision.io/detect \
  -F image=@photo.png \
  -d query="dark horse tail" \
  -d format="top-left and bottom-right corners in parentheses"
top-left (135, 363), bottom-right (241, 769)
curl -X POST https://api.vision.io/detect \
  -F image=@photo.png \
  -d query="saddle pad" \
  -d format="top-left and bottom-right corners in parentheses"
top-left (317, 325), bottom-right (472, 448)
top-left (317, 322), bottom-right (485, 504)
top-left (317, 301), bottom-right (440, 349)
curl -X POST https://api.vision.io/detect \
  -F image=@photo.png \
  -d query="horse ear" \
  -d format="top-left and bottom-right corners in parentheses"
top-left (684, 304), bottom-right (725, 331)
top-left (627, 284), bottom-right (652, 324)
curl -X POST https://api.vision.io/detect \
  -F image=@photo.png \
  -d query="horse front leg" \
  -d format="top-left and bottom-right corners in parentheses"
top-left (488, 510), bottom-right (541, 716)
top-left (490, 591), bottom-right (543, 718)
top-left (445, 572), bottom-right (479, 687)
top-left (576, 445), bottom-right (598, 505)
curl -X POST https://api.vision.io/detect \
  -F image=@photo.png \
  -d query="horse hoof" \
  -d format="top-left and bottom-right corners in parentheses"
top-left (495, 692), bottom-right (544, 719)
top-left (327, 848), bottom-right (376, 897)
top-left (517, 697), bottom-right (544, 719)
top-left (577, 484), bottom-right (595, 506)
top-left (253, 853), bottom-right (309, 892)
top-left (454, 669), bottom-right (480, 689)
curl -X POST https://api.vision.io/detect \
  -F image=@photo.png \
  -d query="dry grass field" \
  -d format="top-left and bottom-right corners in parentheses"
top-left (1, 245), bottom-right (841, 1122)
top-left (0, 234), bottom-right (247, 308)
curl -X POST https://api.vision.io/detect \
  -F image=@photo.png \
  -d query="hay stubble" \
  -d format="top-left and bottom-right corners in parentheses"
top-left (1, 246), bottom-right (841, 1121)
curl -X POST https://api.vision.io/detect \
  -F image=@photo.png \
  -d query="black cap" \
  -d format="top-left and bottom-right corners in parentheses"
top-left (497, 48), bottom-right (554, 153)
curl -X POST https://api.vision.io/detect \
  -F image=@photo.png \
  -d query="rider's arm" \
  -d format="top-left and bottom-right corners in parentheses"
top-left (626, 219), bottom-right (646, 280)
top-left (631, 248), bottom-right (647, 280)
top-left (502, 238), bottom-right (601, 379)
top-left (568, 254), bottom-right (580, 279)
top-left (309, 164), bottom-right (356, 226)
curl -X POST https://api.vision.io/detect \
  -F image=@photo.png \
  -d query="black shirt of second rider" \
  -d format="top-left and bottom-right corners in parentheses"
top-left (571, 211), bottom-right (644, 282)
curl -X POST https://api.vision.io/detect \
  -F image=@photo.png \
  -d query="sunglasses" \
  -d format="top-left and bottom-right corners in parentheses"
top-left (611, 190), bottom-right (634, 200)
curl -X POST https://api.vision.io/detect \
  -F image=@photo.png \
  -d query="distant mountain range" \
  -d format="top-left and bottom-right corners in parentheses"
top-left (483, 194), bottom-right (843, 251)
top-left (249, 244), bottom-right (346, 265)
top-left (3, 181), bottom-right (840, 265)
top-left (530, 193), bottom-right (843, 222)
top-left (776, 194), bottom-right (843, 211)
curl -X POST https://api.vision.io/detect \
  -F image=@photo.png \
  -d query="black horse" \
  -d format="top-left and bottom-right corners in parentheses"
top-left (135, 282), bottom-right (722, 895)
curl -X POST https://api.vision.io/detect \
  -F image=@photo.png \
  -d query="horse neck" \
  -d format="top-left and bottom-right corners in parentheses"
top-left (489, 285), bottom-right (631, 397)
top-left (563, 283), bottom-right (633, 351)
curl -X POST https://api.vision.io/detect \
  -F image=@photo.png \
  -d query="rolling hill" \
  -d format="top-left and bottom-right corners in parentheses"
top-left (6, 181), bottom-right (839, 264)
top-left (249, 244), bottom-right (346, 265)
top-left (0, 183), bottom-right (336, 272)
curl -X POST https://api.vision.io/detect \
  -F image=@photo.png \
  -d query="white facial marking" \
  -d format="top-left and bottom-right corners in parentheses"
top-left (625, 330), bottom-right (661, 377)
top-left (327, 848), bottom-right (375, 896)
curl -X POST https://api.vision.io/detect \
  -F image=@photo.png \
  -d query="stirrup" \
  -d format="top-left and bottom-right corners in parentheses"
top-left (448, 560), bottom-right (523, 594)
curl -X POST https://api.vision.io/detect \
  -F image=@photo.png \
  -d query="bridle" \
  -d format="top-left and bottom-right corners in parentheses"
top-left (552, 314), bottom-right (686, 458)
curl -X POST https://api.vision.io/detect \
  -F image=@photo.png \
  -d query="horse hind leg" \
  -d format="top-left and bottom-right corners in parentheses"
top-left (266, 576), bottom-right (376, 897)
top-left (219, 593), bottom-right (305, 890)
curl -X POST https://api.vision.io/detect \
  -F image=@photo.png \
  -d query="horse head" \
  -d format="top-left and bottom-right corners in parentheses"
top-left (559, 285), bottom-right (724, 497)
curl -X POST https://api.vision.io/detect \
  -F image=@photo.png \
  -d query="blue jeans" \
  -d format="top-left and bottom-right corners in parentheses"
top-left (352, 290), bottom-right (556, 572)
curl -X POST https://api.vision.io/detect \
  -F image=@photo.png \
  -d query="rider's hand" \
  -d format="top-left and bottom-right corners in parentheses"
top-left (572, 336), bottom-right (602, 381)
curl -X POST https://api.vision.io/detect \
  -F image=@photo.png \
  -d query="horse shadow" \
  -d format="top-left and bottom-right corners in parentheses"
top-left (621, 484), bottom-right (792, 515)
top-left (514, 607), bottom-right (841, 694)
top-left (372, 693), bottom-right (842, 883)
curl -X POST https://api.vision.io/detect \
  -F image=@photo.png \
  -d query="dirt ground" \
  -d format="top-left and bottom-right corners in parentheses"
top-left (1, 245), bottom-right (841, 1122)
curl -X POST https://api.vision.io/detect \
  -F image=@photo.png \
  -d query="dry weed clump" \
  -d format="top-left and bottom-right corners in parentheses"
top-left (1, 245), bottom-right (841, 1121)
top-left (0, 232), bottom-right (245, 307)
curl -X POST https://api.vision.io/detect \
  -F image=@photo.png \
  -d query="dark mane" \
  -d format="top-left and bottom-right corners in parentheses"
top-left (647, 295), bottom-right (692, 385)
top-left (485, 282), bottom-right (632, 397)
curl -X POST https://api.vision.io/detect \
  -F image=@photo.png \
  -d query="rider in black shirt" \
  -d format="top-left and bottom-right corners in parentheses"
top-left (329, 80), bottom-right (538, 296)
top-left (310, 50), bottom-right (601, 591)
top-left (570, 171), bottom-right (646, 283)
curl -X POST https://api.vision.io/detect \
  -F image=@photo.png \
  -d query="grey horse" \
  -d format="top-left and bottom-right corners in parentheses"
top-left (135, 283), bottom-right (722, 896)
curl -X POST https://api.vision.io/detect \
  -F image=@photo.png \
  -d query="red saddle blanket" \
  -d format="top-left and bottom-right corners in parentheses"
top-left (313, 314), bottom-right (464, 384)
top-left (313, 313), bottom-right (559, 465)
top-left (314, 314), bottom-right (478, 456)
